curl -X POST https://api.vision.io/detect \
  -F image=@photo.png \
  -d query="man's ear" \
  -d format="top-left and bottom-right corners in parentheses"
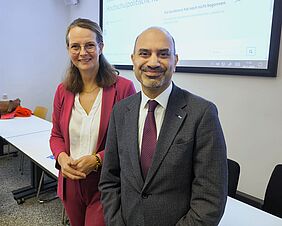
top-left (174, 54), bottom-right (179, 67)
top-left (131, 54), bottom-right (136, 70)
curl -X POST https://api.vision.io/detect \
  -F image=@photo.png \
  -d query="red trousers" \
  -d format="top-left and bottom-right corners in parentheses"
top-left (62, 172), bottom-right (105, 226)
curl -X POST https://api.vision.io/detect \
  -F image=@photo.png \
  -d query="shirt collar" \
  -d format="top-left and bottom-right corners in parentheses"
top-left (141, 82), bottom-right (173, 110)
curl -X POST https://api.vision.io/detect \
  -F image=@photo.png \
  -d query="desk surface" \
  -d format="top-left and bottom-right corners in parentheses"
top-left (7, 130), bottom-right (58, 178)
top-left (0, 115), bottom-right (52, 139)
top-left (219, 197), bottom-right (282, 225)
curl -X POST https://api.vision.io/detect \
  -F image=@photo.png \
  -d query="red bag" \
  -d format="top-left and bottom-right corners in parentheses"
top-left (0, 105), bottom-right (32, 119)
top-left (14, 106), bottom-right (32, 117)
top-left (0, 112), bottom-right (16, 119)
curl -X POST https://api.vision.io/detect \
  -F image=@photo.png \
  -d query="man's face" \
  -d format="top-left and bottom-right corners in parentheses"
top-left (131, 28), bottom-right (178, 98)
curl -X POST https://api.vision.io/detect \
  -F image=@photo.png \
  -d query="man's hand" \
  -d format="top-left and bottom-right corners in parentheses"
top-left (57, 152), bottom-right (86, 180)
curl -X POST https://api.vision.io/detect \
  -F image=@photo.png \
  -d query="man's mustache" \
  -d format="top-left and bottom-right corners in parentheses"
top-left (141, 66), bottom-right (165, 73)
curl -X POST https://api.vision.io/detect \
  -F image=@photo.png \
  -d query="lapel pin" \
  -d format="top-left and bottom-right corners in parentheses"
top-left (177, 115), bottom-right (182, 119)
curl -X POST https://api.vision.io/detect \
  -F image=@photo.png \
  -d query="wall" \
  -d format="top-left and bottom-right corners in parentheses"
top-left (69, 0), bottom-right (99, 23)
top-left (1, 0), bottom-right (281, 199)
top-left (0, 0), bottom-right (69, 120)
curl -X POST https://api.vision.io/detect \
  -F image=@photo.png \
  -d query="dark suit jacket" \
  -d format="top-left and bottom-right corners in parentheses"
top-left (99, 84), bottom-right (228, 226)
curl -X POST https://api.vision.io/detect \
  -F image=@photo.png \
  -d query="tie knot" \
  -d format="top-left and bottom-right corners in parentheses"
top-left (148, 100), bottom-right (158, 112)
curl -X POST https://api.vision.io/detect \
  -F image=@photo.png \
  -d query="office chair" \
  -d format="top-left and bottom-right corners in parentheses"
top-left (227, 158), bottom-right (240, 198)
top-left (19, 106), bottom-right (48, 174)
top-left (262, 164), bottom-right (282, 218)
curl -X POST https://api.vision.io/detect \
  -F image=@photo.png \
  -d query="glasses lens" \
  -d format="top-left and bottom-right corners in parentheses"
top-left (70, 44), bottom-right (80, 54)
top-left (85, 43), bottom-right (96, 53)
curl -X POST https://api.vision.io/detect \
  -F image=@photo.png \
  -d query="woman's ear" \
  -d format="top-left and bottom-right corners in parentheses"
top-left (98, 42), bottom-right (104, 55)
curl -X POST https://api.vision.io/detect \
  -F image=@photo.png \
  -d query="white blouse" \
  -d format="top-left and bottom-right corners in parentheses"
top-left (69, 88), bottom-right (102, 160)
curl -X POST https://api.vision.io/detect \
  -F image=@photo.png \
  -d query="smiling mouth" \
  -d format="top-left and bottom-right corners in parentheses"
top-left (79, 58), bottom-right (92, 62)
top-left (143, 70), bottom-right (163, 77)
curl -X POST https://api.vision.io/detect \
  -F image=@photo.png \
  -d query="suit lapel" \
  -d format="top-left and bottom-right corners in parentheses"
top-left (96, 86), bottom-right (116, 151)
top-left (144, 85), bottom-right (187, 188)
top-left (124, 93), bottom-right (144, 188)
top-left (63, 90), bottom-right (75, 155)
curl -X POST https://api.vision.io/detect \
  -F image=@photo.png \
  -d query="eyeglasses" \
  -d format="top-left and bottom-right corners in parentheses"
top-left (69, 42), bottom-right (99, 54)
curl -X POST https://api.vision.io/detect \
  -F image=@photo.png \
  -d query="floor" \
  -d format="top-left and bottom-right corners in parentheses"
top-left (0, 146), bottom-right (63, 226)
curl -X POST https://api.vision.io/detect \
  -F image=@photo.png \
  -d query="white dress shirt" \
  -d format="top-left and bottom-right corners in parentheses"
top-left (69, 88), bottom-right (102, 160)
top-left (138, 83), bottom-right (172, 153)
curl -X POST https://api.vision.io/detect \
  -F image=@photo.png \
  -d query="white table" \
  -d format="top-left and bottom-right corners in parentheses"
top-left (219, 197), bottom-right (282, 225)
top-left (7, 131), bottom-right (58, 178)
top-left (0, 115), bottom-right (52, 157)
top-left (0, 116), bottom-right (56, 203)
top-left (6, 130), bottom-right (58, 203)
top-left (0, 115), bottom-right (52, 138)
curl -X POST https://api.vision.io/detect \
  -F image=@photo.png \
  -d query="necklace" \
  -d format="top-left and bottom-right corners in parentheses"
top-left (83, 86), bottom-right (99, 94)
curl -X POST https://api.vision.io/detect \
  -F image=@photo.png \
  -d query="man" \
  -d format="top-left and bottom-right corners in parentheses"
top-left (99, 27), bottom-right (227, 226)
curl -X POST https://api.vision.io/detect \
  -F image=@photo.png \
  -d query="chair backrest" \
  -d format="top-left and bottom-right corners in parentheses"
top-left (262, 164), bottom-right (282, 218)
top-left (227, 159), bottom-right (240, 198)
top-left (33, 106), bottom-right (48, 120)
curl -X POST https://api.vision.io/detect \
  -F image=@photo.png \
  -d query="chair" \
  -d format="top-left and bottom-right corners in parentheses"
top-left (227, 158), bottom-right (240, 198)
top-left (19, 106), bottom-right (48, 174)
top-left (33, 106), bottom-right (48, 120)
top-left (262, 164), bottom-right (282, 218)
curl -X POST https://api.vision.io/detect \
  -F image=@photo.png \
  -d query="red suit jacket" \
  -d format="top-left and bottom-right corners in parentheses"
top-left (50, 76), bottom-right (136, 199)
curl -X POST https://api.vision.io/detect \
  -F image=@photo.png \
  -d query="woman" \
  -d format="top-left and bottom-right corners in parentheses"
top-left (49, 18), bottom-right (135, 226)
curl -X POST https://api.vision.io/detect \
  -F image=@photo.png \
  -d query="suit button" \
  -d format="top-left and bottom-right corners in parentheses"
top-left (141, 193), bottom-right (148, 199)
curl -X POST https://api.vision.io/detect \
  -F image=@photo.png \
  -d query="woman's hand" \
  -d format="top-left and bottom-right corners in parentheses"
top-left (72, 154), bottom-right (100, 176)
top-left (57, 152), bottom-right (86, 180)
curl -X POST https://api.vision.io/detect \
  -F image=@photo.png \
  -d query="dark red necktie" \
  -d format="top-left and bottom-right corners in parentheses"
top-left (141, 100), bottom-right (158, 178)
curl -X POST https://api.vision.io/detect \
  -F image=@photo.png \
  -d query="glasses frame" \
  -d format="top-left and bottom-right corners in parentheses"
top-left (68, 41), bottom-right (100, 55)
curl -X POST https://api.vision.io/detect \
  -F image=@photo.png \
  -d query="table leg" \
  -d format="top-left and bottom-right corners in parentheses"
top-left (0, 136), bottom-right (5, 155)
top-left (12, 161), bottom-right (57, 204)
top-left (0, 136), bottom-right (18, 157)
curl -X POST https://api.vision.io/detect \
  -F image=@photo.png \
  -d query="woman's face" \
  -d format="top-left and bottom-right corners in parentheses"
top-left (67, 26), bottom-right (103, 74)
